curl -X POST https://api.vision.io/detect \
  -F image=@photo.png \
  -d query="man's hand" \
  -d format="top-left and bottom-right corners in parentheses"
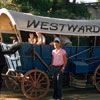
top-left (61, 67), bottom-right (65, 73)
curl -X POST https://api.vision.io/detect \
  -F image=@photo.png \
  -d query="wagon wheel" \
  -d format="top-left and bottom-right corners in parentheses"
top-left (93, 65), bottom-right (100, 92)
top-left (5, 71), bottom-right (21, 92)
top-left (21, 69), bottom-right (50, 100)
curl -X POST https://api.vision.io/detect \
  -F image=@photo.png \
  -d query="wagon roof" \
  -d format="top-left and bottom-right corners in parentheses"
top-left (0, 8), bottom-right (100, 36)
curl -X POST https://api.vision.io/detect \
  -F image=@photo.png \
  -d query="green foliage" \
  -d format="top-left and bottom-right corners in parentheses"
top-left (0, 0), bottom-right (18, 10)
top-left (71, 36), bottom-right (89, 46)
top-left (0, 0), bottom-right (90, 19)
top-left (12, 0), bottom-right (53, 13)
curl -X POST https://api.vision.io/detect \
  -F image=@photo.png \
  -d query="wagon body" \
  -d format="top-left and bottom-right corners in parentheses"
top-left (1, 43), bottom-right (100, 73)
top-left (0, 8), bottom-right (100, 100)
top-left (1, 42), bottom-right (100, 100)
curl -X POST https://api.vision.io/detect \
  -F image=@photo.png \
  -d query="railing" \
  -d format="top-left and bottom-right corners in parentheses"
top-left (84, 2), bottom-right (100, 8)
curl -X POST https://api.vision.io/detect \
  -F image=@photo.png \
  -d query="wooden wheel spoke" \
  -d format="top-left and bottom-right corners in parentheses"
top-left (37, 73), bottom-right (42, 81)
top-left (39, 77), bottom-right (46, 82)
top-left (34, 71), bottom-right (37, 81)
top-left (26, 86), bottom-right (33, 93)
top-left (30, 88), bottom-right (35, 96)
top-left (35, 89), bottom-right (37, 97)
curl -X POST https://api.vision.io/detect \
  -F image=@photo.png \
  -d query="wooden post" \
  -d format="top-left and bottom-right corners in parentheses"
top-left (13, 25), bottom-right (22, 42)
top-left (0, 31), bottom-right (3, 42)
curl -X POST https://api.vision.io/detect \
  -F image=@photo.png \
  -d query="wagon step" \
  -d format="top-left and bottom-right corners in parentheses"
top-left (1, 73), bottom-right (24, 80)
top-left (70, 75), bottom-right (87, 88)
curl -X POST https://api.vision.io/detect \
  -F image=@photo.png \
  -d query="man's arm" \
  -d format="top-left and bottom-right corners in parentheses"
top-left (51, 55), bottom-right (54, 65)
top-left (61, 54), bottom-right (67, 73)
top-left (2, 43), bottom-right (21, 54)
top-left (42, 36), bottom-right (46, 44)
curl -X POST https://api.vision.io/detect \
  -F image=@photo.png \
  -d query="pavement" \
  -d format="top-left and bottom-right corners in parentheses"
top-left (0, 84), bottom-right (100, 100)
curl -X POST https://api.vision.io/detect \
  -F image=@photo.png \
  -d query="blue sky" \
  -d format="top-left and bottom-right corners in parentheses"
top-left (70, 0), bottom-right (98, 3)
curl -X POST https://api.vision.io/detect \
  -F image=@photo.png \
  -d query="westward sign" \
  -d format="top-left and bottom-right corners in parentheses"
top-left (26, 17), bottom-right (100, 36)
top-left (2, 8), bottom-right (99, 36)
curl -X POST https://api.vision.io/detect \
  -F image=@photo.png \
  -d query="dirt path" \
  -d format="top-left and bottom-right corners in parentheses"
top-left (0, 85), bottom-right (100, 100)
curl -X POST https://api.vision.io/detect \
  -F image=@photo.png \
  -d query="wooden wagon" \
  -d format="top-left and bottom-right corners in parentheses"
top-left (0, 8), bottom-right (100, 100)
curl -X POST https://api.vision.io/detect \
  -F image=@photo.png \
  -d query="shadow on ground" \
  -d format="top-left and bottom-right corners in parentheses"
top-left (0, 84), bottom-right (100, 100)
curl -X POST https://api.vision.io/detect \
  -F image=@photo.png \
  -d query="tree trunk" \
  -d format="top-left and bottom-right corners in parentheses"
top-left (52, 0), bottom-right (58, 12)
top-left (73, 0), bottom-right (76, 3)
top-left (62, 0), bottom-right (69, 4)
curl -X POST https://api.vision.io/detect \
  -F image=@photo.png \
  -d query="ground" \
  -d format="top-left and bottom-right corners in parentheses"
top-left (0, 84), bottom-right (100, 100)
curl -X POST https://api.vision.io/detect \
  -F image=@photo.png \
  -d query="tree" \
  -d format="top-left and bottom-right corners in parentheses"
top-left (73, 0), bottom-right (76, 3)
top-left (0, 0), bottom-right (18, 10)
top-left (0, 0), bottom-right (90, 19)
top-left (52, 0), bottom-right (58, 12)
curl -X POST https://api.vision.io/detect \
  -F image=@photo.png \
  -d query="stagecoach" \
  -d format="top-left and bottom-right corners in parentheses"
top-left (0, 8), bottom-right (100, 100)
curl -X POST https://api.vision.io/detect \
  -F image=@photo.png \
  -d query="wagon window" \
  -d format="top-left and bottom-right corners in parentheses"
top-left (71, 36), bottom-right (89, 46)
top-left (20, 31), bottom-right (36, 42)
top-left (1, 33), bottom-right (17, 44)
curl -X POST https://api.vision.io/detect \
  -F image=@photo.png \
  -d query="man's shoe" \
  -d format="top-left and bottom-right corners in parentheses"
top-left (49, 98), bottom-right (56, 100)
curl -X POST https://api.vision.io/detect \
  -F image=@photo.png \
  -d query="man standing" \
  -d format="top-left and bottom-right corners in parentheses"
top-left (50, 40), bottom-right (67, 100)
top-left (28, 33), bottom-right (37, 44)
top-left (0, 42), bottom-right (21, 91)
top-left (36, 32), bottom-right (46, 45)
top-left (49, 34), bottom-right (60, 46)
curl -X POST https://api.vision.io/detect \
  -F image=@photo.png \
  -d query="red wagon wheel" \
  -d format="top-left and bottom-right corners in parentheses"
top-left (21, 69), bottom-right (50, 100)
top-left (5, 71), bottom-right (21, 92)
top-left (93, 65), bottom-right (100, 92)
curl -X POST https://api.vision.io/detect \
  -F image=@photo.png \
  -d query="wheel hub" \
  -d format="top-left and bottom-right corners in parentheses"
top-left (32, 81), bottom-right (41, 89)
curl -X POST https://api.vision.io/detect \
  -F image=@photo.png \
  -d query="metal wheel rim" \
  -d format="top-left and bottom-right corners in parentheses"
top-left (5, 71), bottom-right (21, 92)
top-left (94, 65), bottom-right (100, 92)
top-left (21, 69), bottom-right (50, 100)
